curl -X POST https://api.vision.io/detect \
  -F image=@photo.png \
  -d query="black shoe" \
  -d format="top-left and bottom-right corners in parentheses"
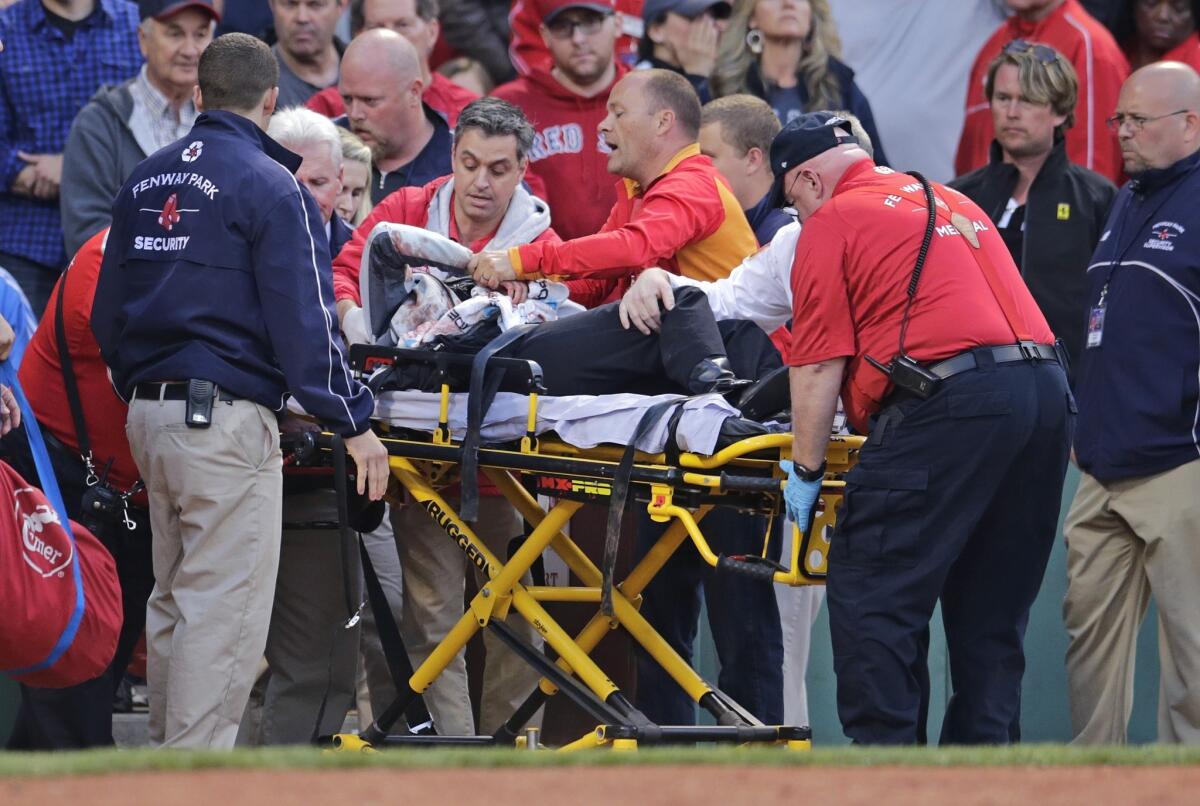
top-left (736, 365), bottom-right (791, 421)
top-left (688, 356), bottom-right (753, 398)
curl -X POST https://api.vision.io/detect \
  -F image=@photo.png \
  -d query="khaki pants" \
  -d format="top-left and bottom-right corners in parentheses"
top-left (390, 495), bottom-right (544, 735)
top-left (127, 397), bottom-right (282, 749)
top-left (1064, 460), bottom-right (1200, 744)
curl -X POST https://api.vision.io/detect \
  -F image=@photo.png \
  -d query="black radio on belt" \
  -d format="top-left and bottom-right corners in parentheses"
top-left (866, 353), bottom-right (940, 399)
top-left (866, 171), bottom-right (942, 400)
top-left (185, 379), bottom-right (215, 428)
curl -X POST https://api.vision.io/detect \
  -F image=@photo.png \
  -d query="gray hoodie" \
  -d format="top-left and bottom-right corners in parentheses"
top-left (60, 81), bottom-right (148, 257)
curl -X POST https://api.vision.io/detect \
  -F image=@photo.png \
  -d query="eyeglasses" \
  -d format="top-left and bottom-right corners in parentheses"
top-left (545, 13), bottom-right (611, 39)
top-left (1105, 109), bottom-right (1191, 132)
top-left (1002, 39), bottom-right (1059, 63)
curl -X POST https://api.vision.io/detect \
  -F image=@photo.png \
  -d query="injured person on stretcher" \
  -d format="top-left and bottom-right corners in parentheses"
top-left (349, 222), bottom-right (790, 424)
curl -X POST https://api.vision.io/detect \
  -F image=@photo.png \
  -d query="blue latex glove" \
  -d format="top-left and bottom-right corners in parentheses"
top-left (779, 459), bottom-right (822, 529)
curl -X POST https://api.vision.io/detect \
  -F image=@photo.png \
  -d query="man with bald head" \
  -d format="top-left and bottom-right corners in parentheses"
top-left (774, 112), bottom-right (1072, 744)
top-left (1065, 61), bottom-right (1200, 745)
top-left (338, 28), bottom-right (452, 204)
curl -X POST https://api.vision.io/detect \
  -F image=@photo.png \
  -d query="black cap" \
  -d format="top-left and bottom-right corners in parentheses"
top-left (767, 112), bottom-right (859, 208)
top-left (138, 0), bottom-right (221, 23)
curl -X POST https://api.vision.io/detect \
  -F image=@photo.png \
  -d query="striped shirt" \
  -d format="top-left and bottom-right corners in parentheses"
top-left (127, 64), bottom-right (198, 157)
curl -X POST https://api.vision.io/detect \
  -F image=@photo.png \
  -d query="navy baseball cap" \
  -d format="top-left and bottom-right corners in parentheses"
top-left (767, 112), bottom-right (860, 207)
top-left (138, 0), bottom-right (221, 23)
top-left (643, 0), bottom-right (732, 21)
top-left (536, 0), bottom-right (617, 23)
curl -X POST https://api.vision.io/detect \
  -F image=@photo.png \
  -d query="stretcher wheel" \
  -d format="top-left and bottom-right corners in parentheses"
top-left (330, 733), bottom-right (376, 753)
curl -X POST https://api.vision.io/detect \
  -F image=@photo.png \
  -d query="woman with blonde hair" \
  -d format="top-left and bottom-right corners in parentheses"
top-left (712, 0), bottom-right (888, 164)
top-left (337, 127), bottom-right (374, 226)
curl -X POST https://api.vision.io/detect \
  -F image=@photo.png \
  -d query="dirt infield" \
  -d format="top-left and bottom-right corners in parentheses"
top-left (4, 764), bottom-right (1199, 805)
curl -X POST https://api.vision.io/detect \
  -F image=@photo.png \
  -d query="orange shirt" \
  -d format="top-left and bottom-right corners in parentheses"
top-left (510, 144), bottom-right (756, 307)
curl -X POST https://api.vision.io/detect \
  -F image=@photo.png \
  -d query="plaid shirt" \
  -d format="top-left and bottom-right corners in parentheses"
top-left (128, 64), bottom-right (199, 155)
top-left (0, 0), bottom-right (142, 269)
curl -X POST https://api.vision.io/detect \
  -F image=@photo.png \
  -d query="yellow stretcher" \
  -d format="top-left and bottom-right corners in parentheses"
top-left (314, 345), bottom-right (863, 752)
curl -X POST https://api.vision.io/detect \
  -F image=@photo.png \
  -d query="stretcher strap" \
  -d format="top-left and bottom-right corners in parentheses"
top-left (357, 534), bottom-right (435, 733)
top-left (601, 398), bottom-right (685, 616)
top-left (461, 323), bottom-right (535, 521)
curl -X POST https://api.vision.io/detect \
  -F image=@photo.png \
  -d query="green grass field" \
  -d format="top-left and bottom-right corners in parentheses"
top-left (2, 743), bottom-right (1199, 777)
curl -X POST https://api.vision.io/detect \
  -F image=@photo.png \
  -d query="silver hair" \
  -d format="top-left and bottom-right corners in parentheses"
top-left (268, 106), bottom-right (344, 170)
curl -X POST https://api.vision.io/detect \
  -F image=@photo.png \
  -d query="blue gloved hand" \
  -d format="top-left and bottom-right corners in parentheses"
top-left (779, 459), bottom-right (822, 530)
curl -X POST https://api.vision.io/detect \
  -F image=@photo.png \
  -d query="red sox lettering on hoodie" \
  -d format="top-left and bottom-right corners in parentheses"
top-left (493, 63), bottom-right (631, 242)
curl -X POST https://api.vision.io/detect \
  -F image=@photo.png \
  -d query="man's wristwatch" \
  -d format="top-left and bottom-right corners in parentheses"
top-left (793, 461), bottom-right (826, 482)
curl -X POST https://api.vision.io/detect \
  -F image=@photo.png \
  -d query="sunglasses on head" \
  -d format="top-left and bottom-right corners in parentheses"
top-left (1003, 39), bottom-right (1059, 64)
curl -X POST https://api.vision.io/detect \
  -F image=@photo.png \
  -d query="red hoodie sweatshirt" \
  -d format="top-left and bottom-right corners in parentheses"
top-left (492, 62), bottom-right (629, 241)
top-left (955, 0), bottom-right (1129, 184)
top-left (508, 0), bottom-right (642, 77)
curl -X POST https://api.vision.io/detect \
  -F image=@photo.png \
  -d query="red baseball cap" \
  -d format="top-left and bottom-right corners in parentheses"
top-left (536, 0), bottom-right (618, 24)
top-left (137, 0), bottom-right (222, 23)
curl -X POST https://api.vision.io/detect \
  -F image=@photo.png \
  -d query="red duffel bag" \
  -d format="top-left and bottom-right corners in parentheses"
top-left (0, 458), bottom-right (122, 688)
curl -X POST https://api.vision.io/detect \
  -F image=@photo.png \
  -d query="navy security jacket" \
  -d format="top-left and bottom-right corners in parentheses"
top-left (1074, 149), bottom-right (1200, 482)
top-left (91, 111), bottom-right (374, 437)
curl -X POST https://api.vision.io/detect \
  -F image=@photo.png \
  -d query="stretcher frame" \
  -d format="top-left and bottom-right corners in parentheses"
top-left (320, 346), bottom-right (863, 752)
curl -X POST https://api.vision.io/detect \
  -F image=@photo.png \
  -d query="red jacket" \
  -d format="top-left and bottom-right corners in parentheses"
top-left (1123, 32), bottom-right (1200, 73)
top-left (306, 72), bottom-right (479, 127)
top-left (787, 161), bottom-right (1054, 433)
top-left (508, 0), bottom-right (641, 77)
top-left (19, 230), bottom-right (141, 493)
top-left (333, 175), bottom-right (560, 305)
top-left (955, 0), bottom-right (1129, 183)
top-left (512, 144), bottom-right (757, 308)
top-left (492, 62), bottom-right (629, 241)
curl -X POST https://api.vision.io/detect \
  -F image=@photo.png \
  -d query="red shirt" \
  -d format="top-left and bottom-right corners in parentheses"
top-left (19, 230), bottom-right (141, 492)
top-left (333, 175), bottom-right (561, 305)
top-left (512, 144), bottom-right (757, 308)
top-left (508, 0), bottom-right (641, 77)
top-left (955, 0), bottom-right (1129, 183)
top-left (787, 160), bottom-right (1054, 434)
top-left (306, 73), bottom-right (479, 127)
top-left (492, 62), bottom-right (629, 241)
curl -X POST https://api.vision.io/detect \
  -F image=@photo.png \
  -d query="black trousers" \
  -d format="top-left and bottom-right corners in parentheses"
top-left (1, 425), bottom-right (154, 749)
top-left (509, 286), bottom-right (727, 396)
top-left (633, 319), bottom-right (786, 725)
top-left (826, 355), bottom-right (1074, 745)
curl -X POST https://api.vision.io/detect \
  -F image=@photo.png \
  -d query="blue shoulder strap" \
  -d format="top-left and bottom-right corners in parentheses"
top-left (0, 362), bottom-right (86, 676)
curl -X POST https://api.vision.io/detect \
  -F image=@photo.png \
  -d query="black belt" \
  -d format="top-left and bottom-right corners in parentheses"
top-left (926, 341), bottom-right (1059, 381)
top-left (133, 381), bottom-right (242, 402)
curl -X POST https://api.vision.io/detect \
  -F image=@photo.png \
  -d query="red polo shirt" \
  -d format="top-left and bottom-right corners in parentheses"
top-left (955, 0), bottom-right (1129, 183)
top-left (788, 160), bottom-right (1054, 433)
top-left (19, 230), bottom-right (141, 492)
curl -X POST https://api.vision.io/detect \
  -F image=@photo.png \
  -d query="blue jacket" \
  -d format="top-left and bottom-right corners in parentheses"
top-left (91, 111), bottom-right (374, 437)
top-left (1074, 149), bottom-right (1200, 482)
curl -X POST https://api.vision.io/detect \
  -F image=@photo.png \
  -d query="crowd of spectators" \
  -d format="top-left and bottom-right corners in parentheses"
top-left (2, 0), bottom-right (1200, 750)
